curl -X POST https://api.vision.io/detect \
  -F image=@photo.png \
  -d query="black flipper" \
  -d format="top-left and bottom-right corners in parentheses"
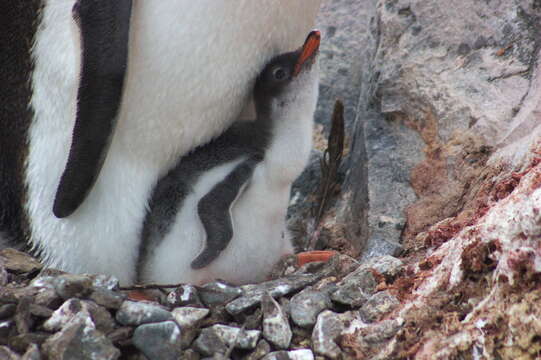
top-left (53, 0), bottom-right (132, 218)
top-left (191, 157), bottom-right (261, 269)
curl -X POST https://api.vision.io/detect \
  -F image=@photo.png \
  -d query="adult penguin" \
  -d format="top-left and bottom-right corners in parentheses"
top-left (0, 1), bottom-right (321, 284)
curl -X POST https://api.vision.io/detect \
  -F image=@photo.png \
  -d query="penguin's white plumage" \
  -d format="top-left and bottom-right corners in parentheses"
top-left (21, 1), bottom-right (321, 284)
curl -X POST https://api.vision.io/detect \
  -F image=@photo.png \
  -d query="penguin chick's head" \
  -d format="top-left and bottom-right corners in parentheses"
top-left (254, 30), bottom-right (320, 112)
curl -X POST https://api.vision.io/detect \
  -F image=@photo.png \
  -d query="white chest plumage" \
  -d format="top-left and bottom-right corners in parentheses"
top-left (25, 0), bottom-right (320, 284)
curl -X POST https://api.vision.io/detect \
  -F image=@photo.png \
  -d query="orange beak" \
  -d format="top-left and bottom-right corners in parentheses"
top-left (293, 30), bottom-right (321, 76)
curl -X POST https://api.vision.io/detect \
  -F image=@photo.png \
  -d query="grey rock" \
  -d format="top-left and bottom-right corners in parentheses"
top-left (261, 293), bottom-right (291, 349)
top-left (29, 276), bottom-right (56, 289)
top-left (360, 291), bottom-right (400, 323)
top-left (88, 288), bottom-right (126, 310)
top-left (363, 319), bottom-right (403, 344)
top-left (43, 316), bottom-right (120, 360)
top-left (0, 248), bottom-right (42, 274)
top-left (0, 304), bottom-right (16, 320)
top-left (331, 267), bottom-right (377, 307)
top-left (199, 281), bottom-right (242, 306)
top-left (115, 301), bottom-right (172, 326)
top-left (194, 325), bottom-right (260, 356)
top-left (243, 307), bottom-right (263, 331)
top-left (44, 301), bottom-right (92, 332)
top-left (21, 344), bottom-right (41, 360)
top-left (245, 340), bottom-right (271, 360)
top-left (33, 288), bottom-right (62, 309)
top-left (0, 346), bottom-right (20, 360)
top-left (106, 327), bottom-right (133, 345)
top-left (365, 256), bottom-right (404, 278)
top-left (15, 297), bottom-right (33, 334)
top-left (337, 319), bottom-right (404, 358)
top-left (172, 307), bottom-right (210, 348)
top-left (29, 303), bottom-right (54, 318)
top-left (312, 310), bottom-right (358, 359)
top-left (44, 299), bottom-right (115, 334)
top-left (333, 254), bottom-right (361, 277)
top-left (212, 324), bottom-right (260, 349)
top-left (180, 349), bottom-right (201, 360)
top-left (53, 275), bottom-right (94, 299)
top-left (226, 273), bottom-right (322, 315)
top-left (358, 238), bottom-right (404, 263)
top-left (172, 307), bottom-right (210, 328)
top-left (315, 1), bottom-right (368, 130)
top-left (87, 274), bottom-right (119, 291)
top-left (279, 297), bottom-right (291, 318)
top-left (0, 320), bottom-right (15, 344)
top-left (87, 303), bottom-right (116, 334)
top-left (290, 290), bottom-right (331, 328)
top-left (133, 321), bottom-right (182, 360)
top-left (311, 277), bottom-right (340, 295)
top-left (0, 286), bottom-right (39, 304)
top-left (194, 331), bottom-right (230, 357)
top-left (167, 285), bottom-right (202, 307)
top-left (0, 265), bottom-right (8, 286)
top-left (342, 260), bottom-right (378, 294)
top-left (354, 103), bottom-right (419, 261)
top-left (330, 0), bottom-right (541, 262)
top-left (262, 349), bottom-right (314, 360)
top-left (8, 333), bottom-right (48, 354)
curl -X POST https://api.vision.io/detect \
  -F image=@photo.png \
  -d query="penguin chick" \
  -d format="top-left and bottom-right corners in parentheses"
top-left (139, 30), bottom-right (321, 285)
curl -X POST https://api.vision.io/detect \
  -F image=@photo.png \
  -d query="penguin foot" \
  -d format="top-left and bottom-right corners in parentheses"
top-left (296, 250), bottom-right (337, 267)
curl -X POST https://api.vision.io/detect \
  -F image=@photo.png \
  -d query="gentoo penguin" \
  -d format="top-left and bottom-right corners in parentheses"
top-left (0, 1), bottom-right (321, 284)
top-left (139, 31), bottom-right (321, 285)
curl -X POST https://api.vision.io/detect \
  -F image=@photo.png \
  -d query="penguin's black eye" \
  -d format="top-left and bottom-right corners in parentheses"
top-left (272, 67), bottom-right (288, 81)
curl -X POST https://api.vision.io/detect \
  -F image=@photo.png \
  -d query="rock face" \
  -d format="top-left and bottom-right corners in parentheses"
top-left (332, 0), bottom-right (541, 254)
top-left (306, 0), bottom-right (541, 358)
top-left (312, 0), bottom-right (541, 358)
top-left (295, 0), bottom-right (540, 258)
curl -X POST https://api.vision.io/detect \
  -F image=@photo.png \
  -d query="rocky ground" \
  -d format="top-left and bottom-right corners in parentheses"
top-left (0, 248), bottom-right (405, 359)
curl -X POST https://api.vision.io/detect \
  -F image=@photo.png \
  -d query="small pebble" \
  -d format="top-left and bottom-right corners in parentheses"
top-left (115, 301), bottom-right (172, 326)
top-left (199, 281), bottom-right (242, 306)
top-left (359, 291), bottom-right (400, 323)
top-left (262, 349), bottom-right (314, 360)
top-left (261, 293), bottom-right (292, 349)
top-left (194, 324), bottom-right (260, 356)
top-left (290, 290), bottom-right (331, 328)
top-left (133, 321), bottom-right (182, 360)
top-left (167, 285), bottom-right (202, 307)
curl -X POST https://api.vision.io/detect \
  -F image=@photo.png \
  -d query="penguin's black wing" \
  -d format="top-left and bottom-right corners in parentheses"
top-left (191, 156), bottom-right (262, 269)
top-left (53, 0), bottom-right (132, 218)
